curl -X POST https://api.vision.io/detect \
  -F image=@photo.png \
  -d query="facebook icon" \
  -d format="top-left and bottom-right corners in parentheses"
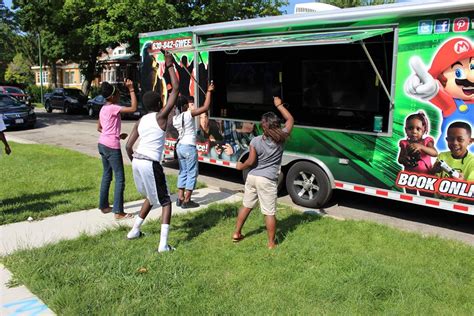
top-left (434, 19), bottom-right (450, 33)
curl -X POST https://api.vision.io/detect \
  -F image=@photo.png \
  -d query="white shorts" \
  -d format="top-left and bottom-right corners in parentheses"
top-left (132, 158), bottom-right (171, 207)
top-left (242, 174), bottom-right (278, 215)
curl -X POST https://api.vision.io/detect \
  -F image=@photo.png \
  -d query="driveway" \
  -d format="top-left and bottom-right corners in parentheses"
top-left (7, 108), bottom-right (474, 245)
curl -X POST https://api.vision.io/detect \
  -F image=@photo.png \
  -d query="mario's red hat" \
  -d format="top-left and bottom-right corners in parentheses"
top-left (428, 37), bottom-right (474, 78)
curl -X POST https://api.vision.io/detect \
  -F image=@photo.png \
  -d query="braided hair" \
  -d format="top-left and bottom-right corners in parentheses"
top-left (261, 112), bottom-right (288, 145)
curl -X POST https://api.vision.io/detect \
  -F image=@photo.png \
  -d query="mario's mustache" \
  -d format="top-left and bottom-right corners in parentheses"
top-left (455, 78), bottom-right (474, 88)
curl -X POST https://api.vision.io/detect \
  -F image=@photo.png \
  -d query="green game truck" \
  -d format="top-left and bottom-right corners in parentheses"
top-left (139, 0), bottom-right (474, 215)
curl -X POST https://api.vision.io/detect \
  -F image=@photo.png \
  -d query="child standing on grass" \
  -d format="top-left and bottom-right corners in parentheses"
top-left (173, 82), bottom-right (214, 209)
top-left (233, 96), bottom-right (294, 249)
top-left (97, 79), bottom-right (137, 219)
top-left (125, 51), bottom-right (179, 252)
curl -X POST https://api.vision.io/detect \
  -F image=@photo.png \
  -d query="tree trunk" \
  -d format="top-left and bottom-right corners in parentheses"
top-left (81, 56), bottom-right (96, 96)
top-left (52, 62), bottom-right (58, 88)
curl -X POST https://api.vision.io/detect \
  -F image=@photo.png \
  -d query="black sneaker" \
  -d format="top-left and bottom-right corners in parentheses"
top-left (176, 199), bottom-right (183, 207)
top-left (181, 200), bottom-right (200, 209)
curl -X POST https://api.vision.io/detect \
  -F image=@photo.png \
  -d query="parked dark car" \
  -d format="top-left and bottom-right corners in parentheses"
top-left (0, 94), bottom-right (36, 129)
top-left (44, 88), bottom-right (88, 114)
top-left (87, 94), bottom-right (146, 119)
top-left (0, 86), bottom-right (31, 106)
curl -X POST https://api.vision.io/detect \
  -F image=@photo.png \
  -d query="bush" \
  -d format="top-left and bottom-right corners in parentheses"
top-left (26, 85), bottom-right (53, 103)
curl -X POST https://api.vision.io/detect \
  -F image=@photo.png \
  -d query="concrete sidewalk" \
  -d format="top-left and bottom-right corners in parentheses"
top-left (0, 187), bottom-right (240, 256)
top-left (0, 187), bottom-right (240, 315)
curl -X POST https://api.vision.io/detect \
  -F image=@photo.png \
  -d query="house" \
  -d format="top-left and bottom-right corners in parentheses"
top-left (31, 44), bottom-right (139, 89)
top-left (97, 44), bottom-right (140, 84)
top-left (31, 62), bottom-right (84, 89)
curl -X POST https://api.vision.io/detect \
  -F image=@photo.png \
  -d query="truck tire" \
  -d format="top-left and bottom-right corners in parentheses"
top-left (88, 106), bottom-right (94, 117)
top-left (285, 161), bottom-right (332, 208)
top-left (45, 101), bottom-right (52, 113)
top-left (64, 104), bottom-right (70, 114)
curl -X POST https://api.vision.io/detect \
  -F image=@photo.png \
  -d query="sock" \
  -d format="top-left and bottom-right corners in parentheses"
top-left (158, 224), bottom-right (170, 251)
top-left (127, 216), bottom-right (144, 239)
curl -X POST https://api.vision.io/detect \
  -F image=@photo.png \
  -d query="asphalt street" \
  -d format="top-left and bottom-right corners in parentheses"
top-left (6, 108), bottom-right (474, 245)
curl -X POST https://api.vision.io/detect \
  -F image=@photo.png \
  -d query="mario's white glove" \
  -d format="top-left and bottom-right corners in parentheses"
top-left (405, 56), bottom-right (439, 100)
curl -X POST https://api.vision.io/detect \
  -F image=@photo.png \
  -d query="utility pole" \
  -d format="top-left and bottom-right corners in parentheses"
top-left (38, 32), bottom-right (44, 104)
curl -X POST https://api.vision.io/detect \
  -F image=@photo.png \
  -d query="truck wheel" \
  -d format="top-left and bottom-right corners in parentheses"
top-left (88, 106), bottom-right (94, 117)
top-left (285, 161), bottom-right (332, 208)
top-left (64, 104), bottom-right (70, 114)
top-left (45, 101), bottom-right (52, 113)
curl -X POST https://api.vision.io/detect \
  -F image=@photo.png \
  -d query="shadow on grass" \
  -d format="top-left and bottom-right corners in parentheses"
top-left (175, 203), bottom-right (240, 242)
top-left (1, 187), bottom-right (92, 216)
top-left (176, 204), bottom-right (322, 246)
top-left (242, 212), bottom-right (322, 246)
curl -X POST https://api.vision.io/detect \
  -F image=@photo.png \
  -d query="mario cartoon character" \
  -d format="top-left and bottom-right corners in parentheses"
top-left (405, 37), bottom-right (474, 152)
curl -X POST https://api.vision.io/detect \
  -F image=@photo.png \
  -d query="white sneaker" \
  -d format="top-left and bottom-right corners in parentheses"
top-left (157, 245), bottom-right (176, 253)
top-left (127, 230), bottom-right (145, 240)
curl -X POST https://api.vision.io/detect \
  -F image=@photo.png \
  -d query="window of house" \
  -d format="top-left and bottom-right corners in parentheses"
top-left (39, 71), bottom-right (49, 84)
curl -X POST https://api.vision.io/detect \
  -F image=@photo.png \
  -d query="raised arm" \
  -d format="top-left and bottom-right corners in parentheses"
top-left (120, 79), bottom-right (138, 114)
top-left (191, 82), bottom-right (214, 117)
top-left (158, 52), bottom-right (179, 130)
top-left (125, 120), bottom-right (140, 162)
top-left (274, 96), bottom-right (294, 134)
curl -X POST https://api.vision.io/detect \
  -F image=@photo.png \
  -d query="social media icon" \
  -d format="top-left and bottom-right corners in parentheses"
top-left (434, 19), bottom-right (450, 33)
top-left (453, 17), bottom-right (469, 32)
top-left (418, 20), bottom-right (433, 35)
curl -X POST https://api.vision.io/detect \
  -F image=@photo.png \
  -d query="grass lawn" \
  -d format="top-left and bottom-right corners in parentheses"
top-left (0, 142), bottom-right (192, 224)
top-left (3, 202), bottom-right (473, 314)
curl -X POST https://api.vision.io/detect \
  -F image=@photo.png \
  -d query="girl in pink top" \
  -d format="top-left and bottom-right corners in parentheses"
top-left (398, 111), bottom-right (438, 175)
top-left (97, 79), bottom-right (137, 219)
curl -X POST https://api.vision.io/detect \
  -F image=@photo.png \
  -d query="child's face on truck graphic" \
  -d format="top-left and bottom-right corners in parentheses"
top-left (405, 118), bottom-right (425, 142)
top-left (446, 126), bottom-right (472, 158)
top-left (442, 57), bottom-right (474, 100)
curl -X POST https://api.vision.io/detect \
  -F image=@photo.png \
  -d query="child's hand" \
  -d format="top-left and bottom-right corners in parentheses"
top-left (408, 143), bottom-right (422, 153)
top-left (120, 133), bottom-right (128, 140)
top-left (164, 51), bottom-right (174, 67)
top-left (224, 143), bottom-right (234, 156)
top-left (273, 96), bottom-right (283, 107)
top-left (236, 162), bottom-right (244, 170)
top-left (207, 82), bottom-right (215, 92)
top-left (124, 79), bottom-right (134, 91)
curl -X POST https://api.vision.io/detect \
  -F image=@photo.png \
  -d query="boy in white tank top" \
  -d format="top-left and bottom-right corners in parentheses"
top-left (125, 51), bottom-right (179, 253)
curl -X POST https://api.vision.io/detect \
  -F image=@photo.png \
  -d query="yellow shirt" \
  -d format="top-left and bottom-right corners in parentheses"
top-left (436, 151), bottom-right (474, 182)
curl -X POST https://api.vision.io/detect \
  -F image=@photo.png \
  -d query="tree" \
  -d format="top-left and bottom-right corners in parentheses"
top-left (0, 0), bottom-right (18, 81)
top-left (13, 0), bottom-right (66, 87)
top-left (11, 0), bottom-right (288, 93)
top-left (170, 0), bottom-right (288, 26)
top-left (322, 0), bottom-right (394, 8)
top-left (5, 53), bottom-right (34, 85)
